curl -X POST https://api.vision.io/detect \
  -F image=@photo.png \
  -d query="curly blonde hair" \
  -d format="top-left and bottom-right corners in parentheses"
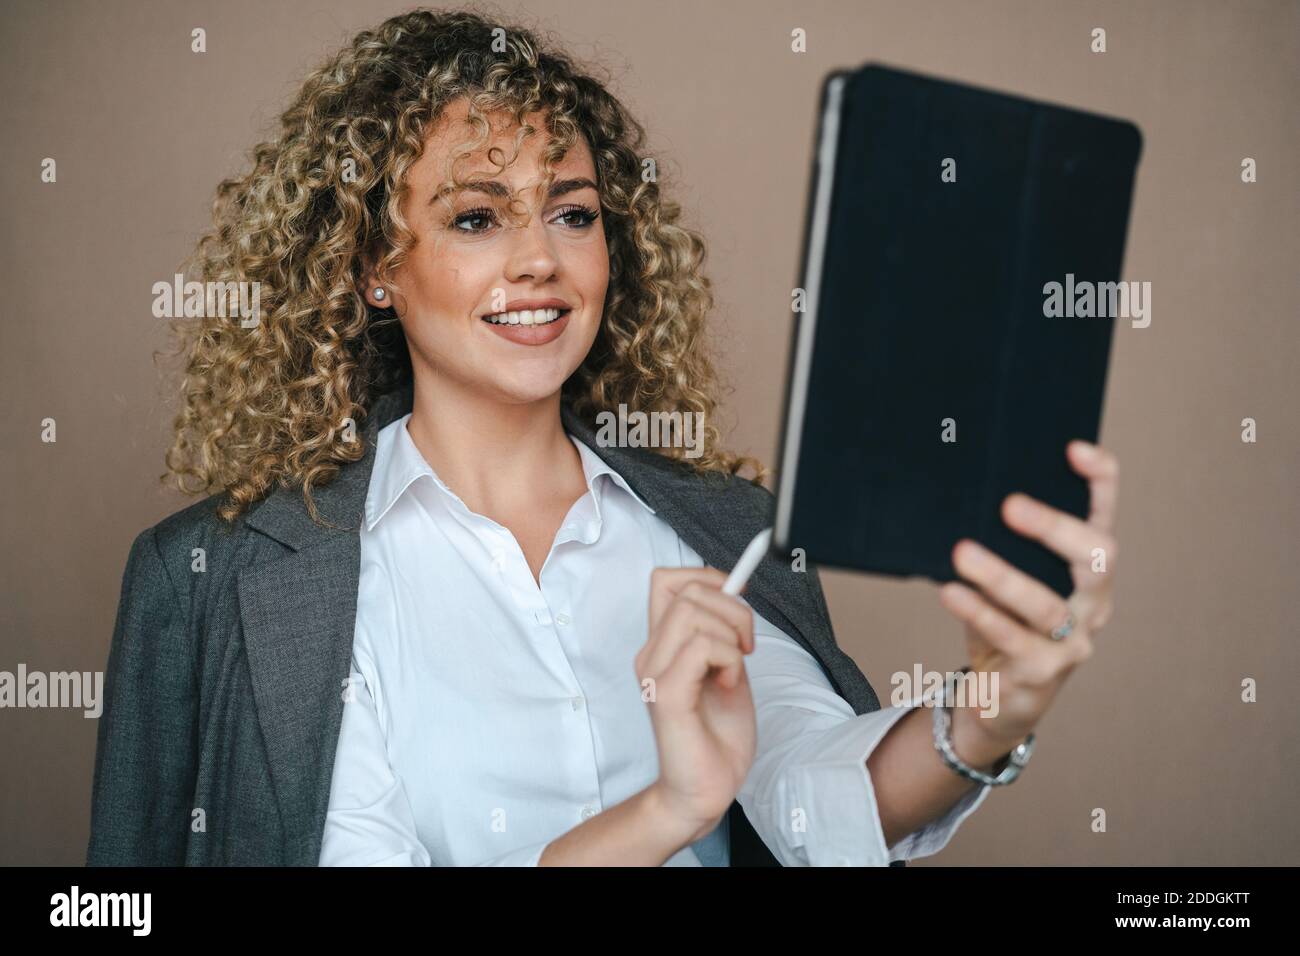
top-left (161, 6), bottom-right (765, 526)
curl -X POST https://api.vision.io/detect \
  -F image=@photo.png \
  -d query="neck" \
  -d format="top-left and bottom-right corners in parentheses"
top-left (403, 373), bottom-right (584, 518)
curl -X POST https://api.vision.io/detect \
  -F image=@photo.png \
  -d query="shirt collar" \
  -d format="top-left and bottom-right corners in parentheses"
top-left (569, 432), bottom-right (657, 520)
top-left (364, 413), bottom-right (656, 532)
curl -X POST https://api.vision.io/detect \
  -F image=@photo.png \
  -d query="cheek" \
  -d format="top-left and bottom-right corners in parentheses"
top-left (572, 249), bottom-right (609, 341)
top-left (396, 260), bottom-right (475, 354)
top-left (421, 252), bottom-right (482, 316)
top-left (571, 237), bottom-right (610, 299)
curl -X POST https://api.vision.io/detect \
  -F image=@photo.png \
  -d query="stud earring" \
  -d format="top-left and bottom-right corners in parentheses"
top-left (374, 288), bottom-right (386, 301)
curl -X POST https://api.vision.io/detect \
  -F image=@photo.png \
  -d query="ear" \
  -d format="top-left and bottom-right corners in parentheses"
top-left (358, 244), bottom-right (393, 310)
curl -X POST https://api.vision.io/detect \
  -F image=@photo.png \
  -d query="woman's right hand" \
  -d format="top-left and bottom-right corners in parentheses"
top-left (635, 567), bottom-right (758, 845)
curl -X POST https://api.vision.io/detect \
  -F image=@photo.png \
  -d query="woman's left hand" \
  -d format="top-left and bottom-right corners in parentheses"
top-left (937, 439), bottom-right (1120, 759)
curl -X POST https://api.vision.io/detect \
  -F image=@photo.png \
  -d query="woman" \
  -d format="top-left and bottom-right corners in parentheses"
top-left (88, 9), bottom-right (1120, 866)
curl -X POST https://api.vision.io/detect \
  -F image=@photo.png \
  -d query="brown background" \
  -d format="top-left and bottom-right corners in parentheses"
top-left (2, 0), bottom-right (1296, 865)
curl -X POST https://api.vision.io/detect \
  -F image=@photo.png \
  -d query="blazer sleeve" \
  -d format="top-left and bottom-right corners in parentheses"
top-left (86, 526), bottom-right (199, 865)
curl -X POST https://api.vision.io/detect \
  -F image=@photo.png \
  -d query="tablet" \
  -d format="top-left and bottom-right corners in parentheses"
top-left (772, 63), bottom-right (1142, 597)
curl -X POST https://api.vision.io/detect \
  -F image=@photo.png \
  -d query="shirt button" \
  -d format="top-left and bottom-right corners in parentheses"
top-left (580, 805), bottom-right (596, 821)
top-left (570, 696), bottom-right (584, 711)
top-left (555, 612), bottom-right (571, 626)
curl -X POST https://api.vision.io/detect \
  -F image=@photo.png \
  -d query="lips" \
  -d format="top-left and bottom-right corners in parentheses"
top-left (480, 296), bottom-right (573, 320)
top-left (481, 307), bottom-right (571, 346)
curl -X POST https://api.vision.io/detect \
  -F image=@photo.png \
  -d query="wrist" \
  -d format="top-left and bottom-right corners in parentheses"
top-left (949, 705), bottom-right (1022, 772)
top-left (642, 782), bottom-right (718, 848)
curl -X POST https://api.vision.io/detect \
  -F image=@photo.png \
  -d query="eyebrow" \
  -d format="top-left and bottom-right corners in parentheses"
top-left (428, 176), bottom-right (599, 205)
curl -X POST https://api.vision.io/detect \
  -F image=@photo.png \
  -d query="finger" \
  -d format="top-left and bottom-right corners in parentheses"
top-left (1001, 492), bottom-right (1118, 571)
top-left (640, 601), bottom-right (738, 678)
top-left (939, 581), bottom-right (1037, 660)
top-left (940, 582), bottom-right (1088, 681)
top-left (961, 621), bottom-right (998, 670)
top-left (649, 567), bottom-right (729, 630)
top-left (1067, 440), bottom-right (1120, 532)
top-left (951, 539), bottom-right (1072, 635)
top-left (639, 598), bottom-right (745, 678)
top-left (674, 582), bottom-right (755, 653)
top-left (657, 633), bottom-right (747, 709)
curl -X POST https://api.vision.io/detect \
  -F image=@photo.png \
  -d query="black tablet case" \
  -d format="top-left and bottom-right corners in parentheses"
top-left (773, 64), bottom-right (1142, 597)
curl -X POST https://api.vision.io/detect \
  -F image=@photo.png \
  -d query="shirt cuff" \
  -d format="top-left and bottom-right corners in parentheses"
top-left (789, 699), bottom-right (991, 866)
top-left (318, 772), bottom-right (434, 866)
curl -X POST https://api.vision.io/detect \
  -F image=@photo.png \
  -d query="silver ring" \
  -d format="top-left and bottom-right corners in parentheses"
top-left (1050, 610), bottom-right (1075, 642)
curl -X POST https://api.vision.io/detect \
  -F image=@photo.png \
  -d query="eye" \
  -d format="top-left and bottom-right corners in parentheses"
top-left (551, 204), bottom-right (600, 228)
top-left (451, 206), bottom-right (498, 233)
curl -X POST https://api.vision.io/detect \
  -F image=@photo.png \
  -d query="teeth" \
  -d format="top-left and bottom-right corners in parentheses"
top-left (483, 307), bottom-right (564, 325)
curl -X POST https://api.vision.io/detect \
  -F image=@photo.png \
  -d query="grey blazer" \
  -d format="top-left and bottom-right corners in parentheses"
top-left (86, 381), bottom-right (887, 866)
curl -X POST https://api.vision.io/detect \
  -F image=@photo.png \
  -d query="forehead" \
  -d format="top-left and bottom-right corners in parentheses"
top-left (419, 96), bottom-right (595, 183)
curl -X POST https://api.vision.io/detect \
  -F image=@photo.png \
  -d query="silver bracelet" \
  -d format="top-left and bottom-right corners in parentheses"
top-left (930, 667), bottom-right (1035, 786)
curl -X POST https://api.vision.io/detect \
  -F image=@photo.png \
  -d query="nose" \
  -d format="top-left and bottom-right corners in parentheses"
top-left (503, 212), bottom-right (560, 283)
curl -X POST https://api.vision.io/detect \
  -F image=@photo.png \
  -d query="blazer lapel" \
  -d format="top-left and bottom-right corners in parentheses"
top-left (562, 409), bottom-right (823, 663)
top-left (238, 384), bottom-right (412, 864)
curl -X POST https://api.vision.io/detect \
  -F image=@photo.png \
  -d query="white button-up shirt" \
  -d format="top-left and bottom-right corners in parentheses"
top-left (318, 413), bottom-right (989, 866)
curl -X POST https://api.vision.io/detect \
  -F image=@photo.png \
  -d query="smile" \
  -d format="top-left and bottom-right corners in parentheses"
top-left (480, 307), bottom-right (571, 346)
top-left (481, 307), bottom-right (567, 326)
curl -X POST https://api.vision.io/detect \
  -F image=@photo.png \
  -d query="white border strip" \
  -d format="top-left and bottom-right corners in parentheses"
top-left (776, 74), bottom-right (847, 545)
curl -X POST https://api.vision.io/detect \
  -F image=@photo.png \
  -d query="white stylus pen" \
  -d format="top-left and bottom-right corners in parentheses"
top-left (722, 528), bottom-right (773, 596)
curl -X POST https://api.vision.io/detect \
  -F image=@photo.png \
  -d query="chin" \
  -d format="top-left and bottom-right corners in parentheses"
top-left (482, 349), bottom-right (592, 406)
top-left (486, 371), bottom-right (576, 407)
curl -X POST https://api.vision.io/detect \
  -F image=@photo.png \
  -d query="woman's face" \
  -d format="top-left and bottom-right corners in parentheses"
top-left (367, 97), bottom-right (609, 407)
